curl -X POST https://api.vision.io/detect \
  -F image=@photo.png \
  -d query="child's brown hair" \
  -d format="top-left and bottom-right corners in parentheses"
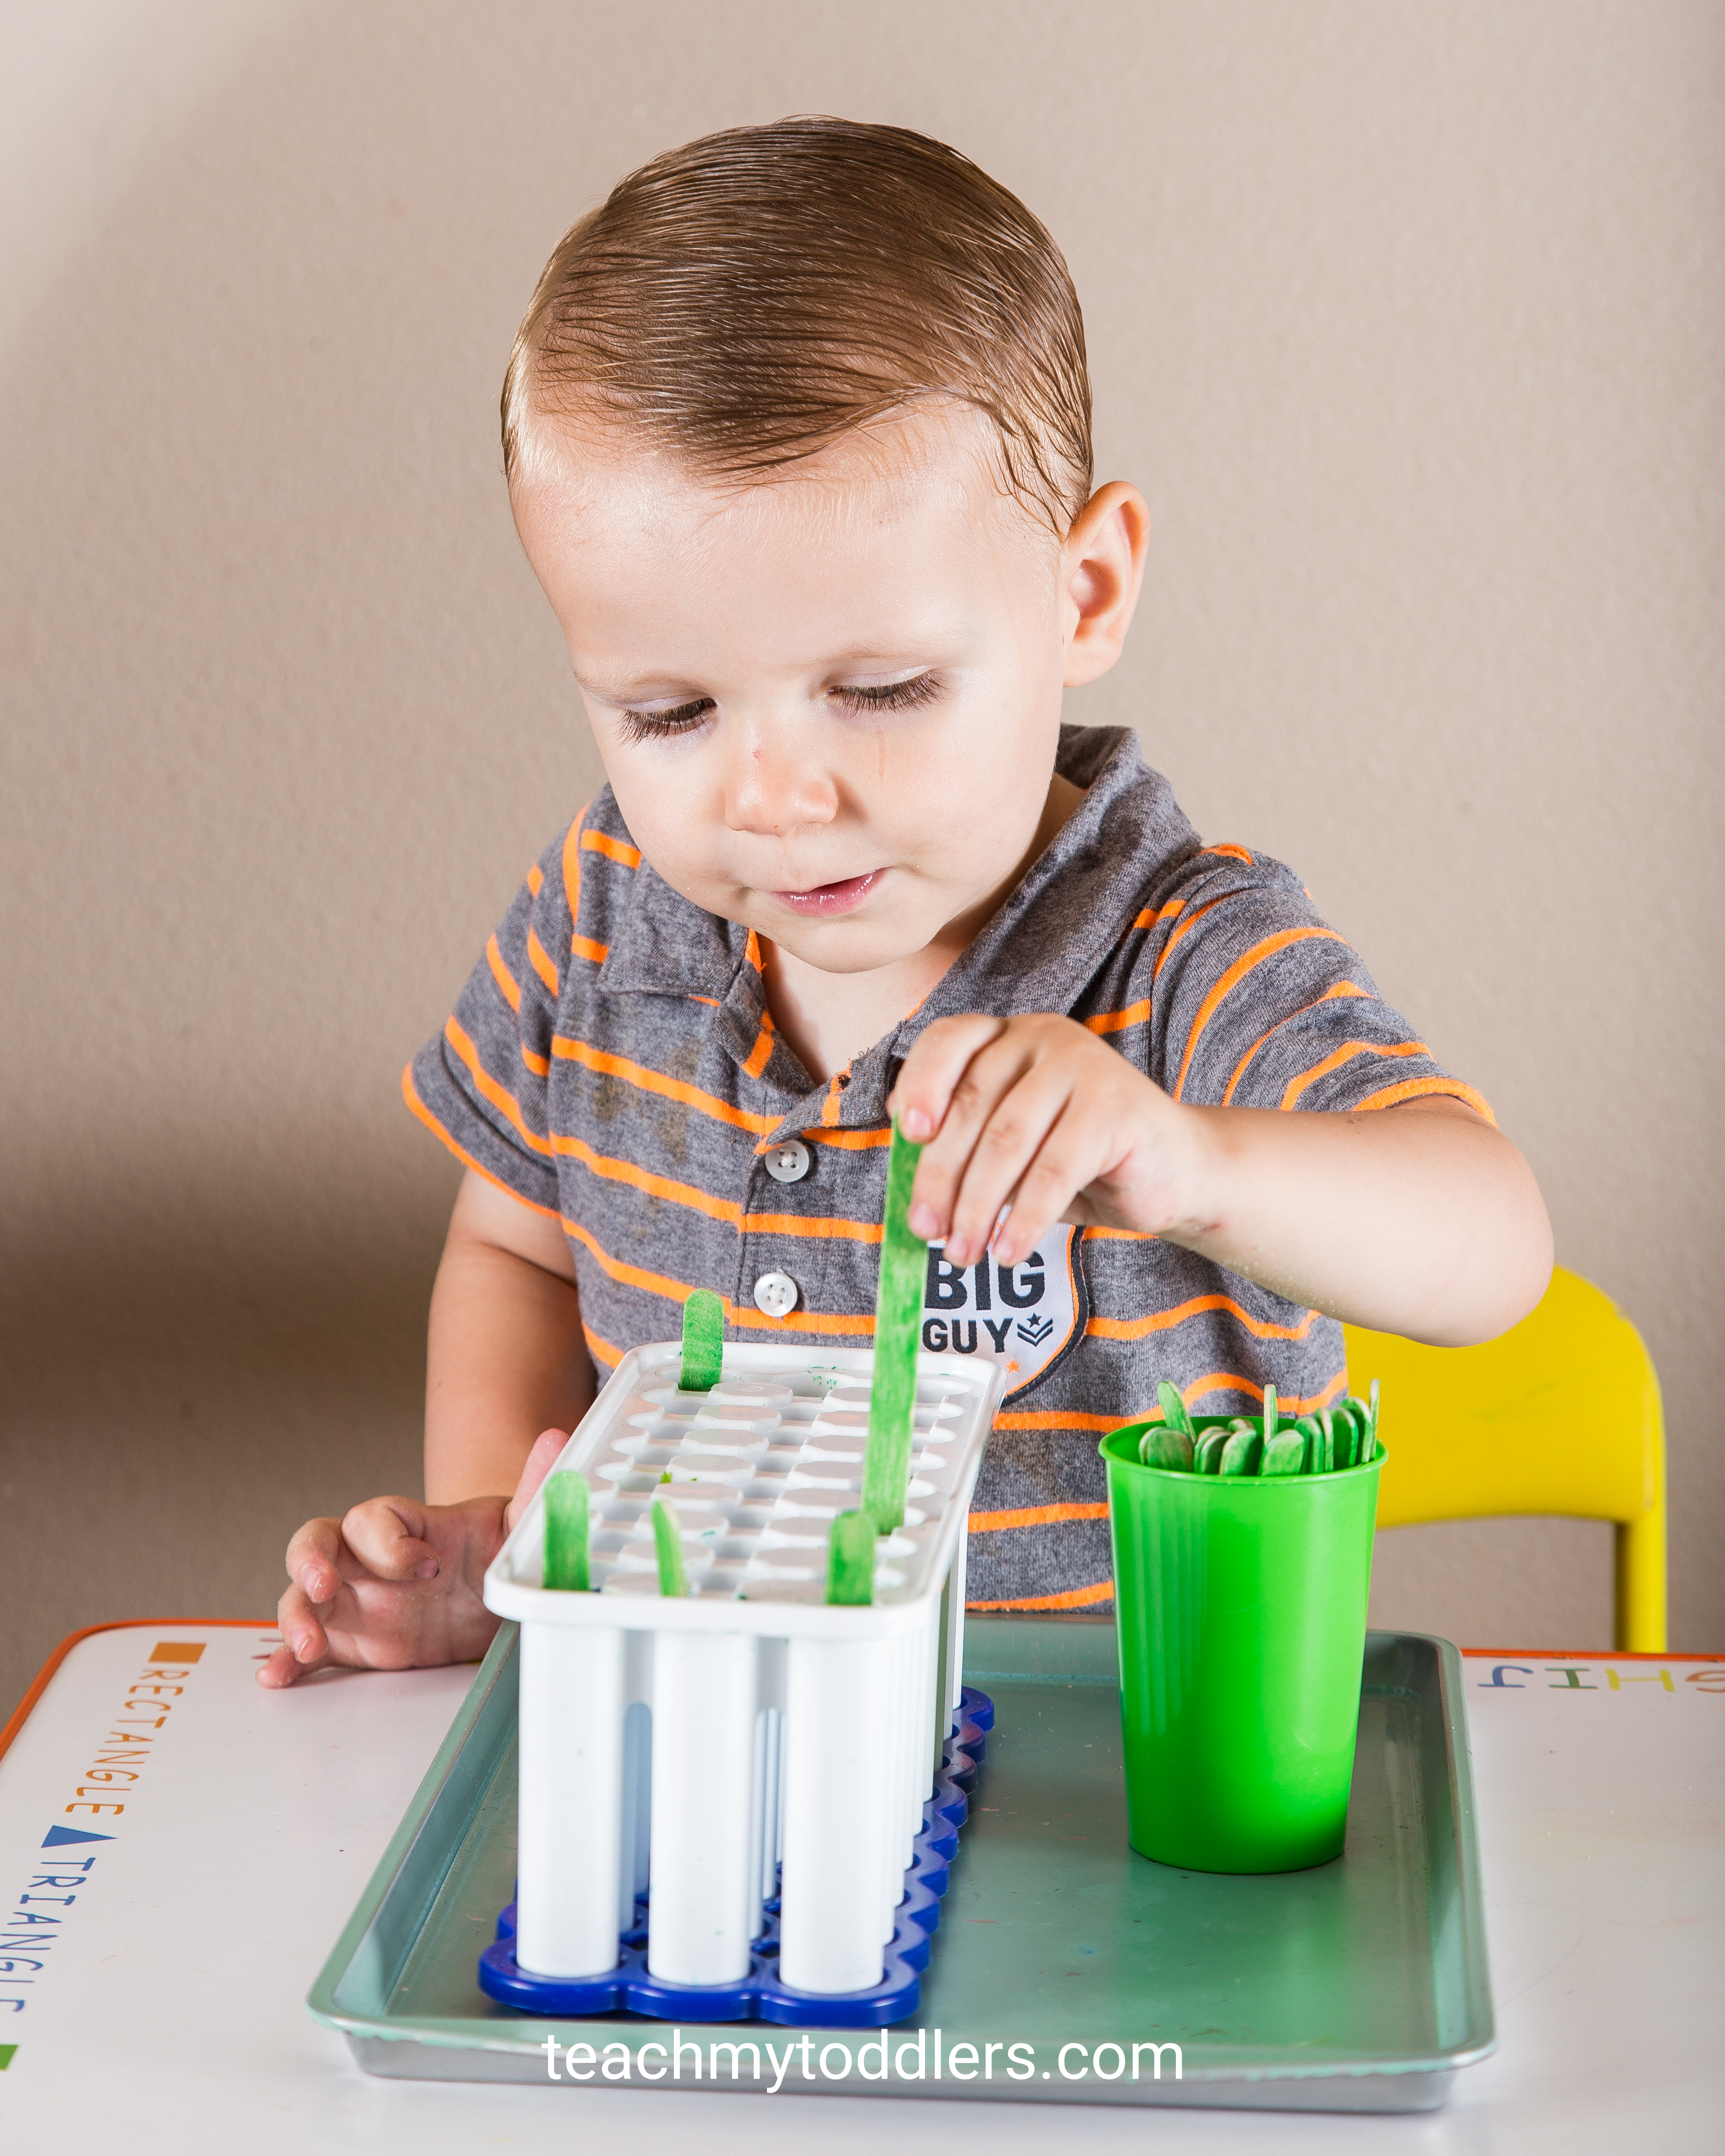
top-left (502, 117), bottom-right (1092, 531)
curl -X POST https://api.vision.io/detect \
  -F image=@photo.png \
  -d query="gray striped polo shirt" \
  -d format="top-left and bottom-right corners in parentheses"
top-left (409, 723), bottom-right (1487, 1610)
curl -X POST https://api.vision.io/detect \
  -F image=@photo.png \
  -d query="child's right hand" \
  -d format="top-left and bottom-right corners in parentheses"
top-left (255, 1429), bottom-right (566, 1688)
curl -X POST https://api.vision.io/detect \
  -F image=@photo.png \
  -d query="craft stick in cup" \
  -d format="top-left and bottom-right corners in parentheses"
top-left (1139, 1423), bottom-right (1195, 1470)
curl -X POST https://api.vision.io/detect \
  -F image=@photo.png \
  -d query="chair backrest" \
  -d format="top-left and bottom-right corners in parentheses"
top-left (1342, 1266), bottom-right (1666, 1649)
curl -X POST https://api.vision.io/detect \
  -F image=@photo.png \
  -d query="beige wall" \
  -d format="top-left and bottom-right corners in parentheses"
top-left (3, 0), bottom-right (1720, 1712)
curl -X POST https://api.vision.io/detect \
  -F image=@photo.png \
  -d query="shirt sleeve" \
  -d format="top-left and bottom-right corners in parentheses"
top-left (403, 832), bottom-right (573, 1215)
top-left (1141, 848), bottom-right (1495, 1121)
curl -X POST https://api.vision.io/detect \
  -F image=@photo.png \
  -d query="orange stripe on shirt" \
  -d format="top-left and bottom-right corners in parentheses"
top-left (993, 1409), bottom-right (1124, 1434)
top-left (1086, 1294), bottom-right (1319, 1344)
top-left (1174, 926), bottom-right (1350, 1100)
top-left (560, 803), bottom-right (591, 925)
top-left (444, 1017), bottom-right (553, 1156)
top-left (550, 1035), bottom-right (780, 1136)
top-left (581, 830), bottom-right (641, 869)
top-left (799, 1123), bottom-right (894, 1150)
top-left (727, 1305), bottom-right (877, 1337)
top-left (1084, 1226), bottom-right (1155, 1241)
top-left (400, 1065), bottom-right (561, 1219)
top-left (1220, 986), bottom-right (1376, 1106)
top-left (741, 1212), bottom-right (884, 1243)
top-left (559, 1215), bottom-right (706, 1309)
top-left (526, 927), bottom-right (560, 997)
top-left (1182, 1368), bottom-right (1349, 1415)
top-left (1202, 843), bottom-right (1255, 865)
top-left (526, 862), bottom-right (544, 897)
top-left (741, 1008), bottom-right (775, 1080)
top-left (1082, 895), bottom-right (1237, 1033)
top-left (521, 1044), bottom-right (551, 1078)
top-left (967, 1501), bottom-right (1110, 1534)
top-left (583, 1323), bottom-right (623, 1369)
top-left (560, 803), bottom-right (609, 964)
top-left (967, 1580), bottom-right (1115, 1612)
top-left (1352, 1075), bottom-right (1497, 1126)
top-left (1279, 1037), bottom-right (1429, 1111)
top-left (557, 1135), bottom-right (741, 1226)
top-left (486, 934), bottom-right (522, 1015)
top-left (820, 1075), bottom-right (845, 1126)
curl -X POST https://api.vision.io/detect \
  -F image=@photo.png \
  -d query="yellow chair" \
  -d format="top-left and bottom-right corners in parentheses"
top-left (1343, 1266), bottom-right (1666, 1650)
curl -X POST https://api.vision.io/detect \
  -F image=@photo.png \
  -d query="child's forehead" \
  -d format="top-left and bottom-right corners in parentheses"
top-left (518, 402), bottom-right (1047, 556)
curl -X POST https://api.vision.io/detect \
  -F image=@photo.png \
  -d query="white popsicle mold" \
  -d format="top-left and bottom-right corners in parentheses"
top-left (484, 1339), bottom-right (1004, 1996)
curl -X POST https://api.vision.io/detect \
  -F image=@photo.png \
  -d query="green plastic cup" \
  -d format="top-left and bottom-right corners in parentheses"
top-left (1099, 1421), bottom-right (1384, 1873)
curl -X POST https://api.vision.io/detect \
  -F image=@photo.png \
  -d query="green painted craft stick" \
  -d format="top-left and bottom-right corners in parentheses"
top-left (1219, 1424), bottom-right (1263, 1476)
top-left (680, 1288), bottom-right (725, 1393)
top-left (543, 1470), bottom-right (591, 1591)
top-left (1139, 1424), bottom-right (1195, 1470)
top-left (1368, 1378), bottom-right (1382, 1460)
top-left (1263, 1384), bottom-right (1279, 1442)
top-left (1156, 1380), bottom-right (1194, 1437)
top-left (1333, 1410), bottom-right (1358, 1472)
top-left (825, 1510), bottom-right (877, 1605)
top-left (1294, 1413), bottom-right (1324, 1476)
top-left (861, 1120), bottom-right (926, 1532)
top-left (1194, 1426), bottom-right (1230, 1475)
top-left (1260, 1429), bottom-right (1306, 1476)
top-left (651, 1495), bottom-right (688, 1597)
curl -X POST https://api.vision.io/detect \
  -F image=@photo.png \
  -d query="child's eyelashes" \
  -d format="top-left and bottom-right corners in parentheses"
top-left (829, 671), bottom-right (942, 715)
top-left (618, 697), bottom-right (716, 742)
top-left (615, 672), bottom-right (943, 742)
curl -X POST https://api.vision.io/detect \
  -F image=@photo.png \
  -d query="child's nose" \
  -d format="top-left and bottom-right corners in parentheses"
top-left (724, 728), bottom-right (839, 835)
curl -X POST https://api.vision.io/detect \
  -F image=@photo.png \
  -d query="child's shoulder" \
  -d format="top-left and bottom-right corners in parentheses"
top-left (1047, 722), bottom-right (1318, 930)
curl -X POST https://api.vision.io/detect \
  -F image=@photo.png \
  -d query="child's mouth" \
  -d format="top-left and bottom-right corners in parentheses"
top-left (770, 869), bottom-right (882, 917)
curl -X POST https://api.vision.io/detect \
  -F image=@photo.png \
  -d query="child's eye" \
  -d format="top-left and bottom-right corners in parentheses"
top-left (618, 697), bottom-right (715, 743)
top-left (830, 673), bottom-right (942, 716)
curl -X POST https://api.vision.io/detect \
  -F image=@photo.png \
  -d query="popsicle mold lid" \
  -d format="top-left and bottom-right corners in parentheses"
top-left (485, 1339), bottom-right (1005, 1637)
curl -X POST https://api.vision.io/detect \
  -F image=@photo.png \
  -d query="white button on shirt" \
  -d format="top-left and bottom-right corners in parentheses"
top-left (752, 1270), bottom-right (801, 1319)
top-left (762, 1139), bottom-right (812, 1183)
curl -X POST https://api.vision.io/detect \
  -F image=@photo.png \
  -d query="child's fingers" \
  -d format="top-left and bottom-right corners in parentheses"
top-left (989, 1101), bottom-right (1110, 1265)
top-left (889, 1014), bottom-right (1008, 1143)
top-left (903, 1027), bottom-right (1052, 1260)
top-left (284, 1516), bottom-right (347, 1605)
top-left (271, 1579), bottom-right (333, 1675)
top-left (339, 1495), bottom-right (443, 1582)
top-left (504, 1428), bottom-right (572, 1533)
top-left (936, 1060), bottom-right (1080, 1265)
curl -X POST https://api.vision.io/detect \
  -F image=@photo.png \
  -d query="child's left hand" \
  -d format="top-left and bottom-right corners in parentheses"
top-left (890, 1013), bottom-right (1195, 1268)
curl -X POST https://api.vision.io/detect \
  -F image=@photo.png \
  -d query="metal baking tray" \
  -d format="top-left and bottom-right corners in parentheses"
top-left (307, 1615), bottom-right (1494, 2111)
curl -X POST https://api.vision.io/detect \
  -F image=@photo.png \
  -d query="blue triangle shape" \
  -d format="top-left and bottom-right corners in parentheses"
top-left (43, 1824), bottom-right (113, 1848)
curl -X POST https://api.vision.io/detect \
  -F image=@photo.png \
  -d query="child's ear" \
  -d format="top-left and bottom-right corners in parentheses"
top-left (1060, 482), bottom-right (1150, 687)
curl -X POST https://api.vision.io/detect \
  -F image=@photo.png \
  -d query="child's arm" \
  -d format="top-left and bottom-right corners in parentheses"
top-left (256, 1173), bottom-right (594, 1688)
top-left (892, 1015), bottom-right (1551, 1346)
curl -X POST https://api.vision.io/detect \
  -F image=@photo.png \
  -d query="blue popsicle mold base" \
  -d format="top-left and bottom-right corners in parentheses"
top-left (477, 1687), bottom-right (994, 2028)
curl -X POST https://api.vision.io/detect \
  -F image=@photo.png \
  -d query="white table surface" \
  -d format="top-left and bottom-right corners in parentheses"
top-left (0, 1622), bottom-right (1718, 2153)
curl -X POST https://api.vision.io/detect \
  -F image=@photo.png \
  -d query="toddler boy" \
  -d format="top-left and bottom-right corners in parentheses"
top-left (260, 119), bottom-right (1549, 1687)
